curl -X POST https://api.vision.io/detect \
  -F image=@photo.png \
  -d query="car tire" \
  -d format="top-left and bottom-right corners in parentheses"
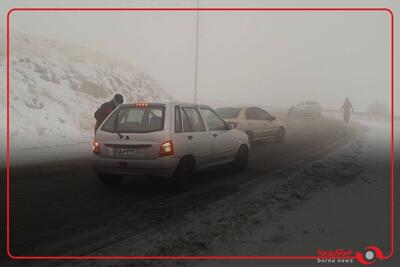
top-left (276, 127), bottom-right (285, 143)
top-left (97, 173), bottom-right (123, 188)
top-left (245, 131), bottom-right (254, 145)
top-left (232, 145), bottom-right (249, 172)
top-left (174, 157), bottom-right (196, 191)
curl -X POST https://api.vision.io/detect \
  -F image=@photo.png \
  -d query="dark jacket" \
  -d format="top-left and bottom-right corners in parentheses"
top-left (94, 100), bottom-right (118, 131)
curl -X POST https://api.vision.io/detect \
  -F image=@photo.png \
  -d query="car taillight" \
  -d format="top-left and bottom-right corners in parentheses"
top-left (92, 140), bottom-right (100, 155)
top-left (159, 140), bottom-right (174, 157)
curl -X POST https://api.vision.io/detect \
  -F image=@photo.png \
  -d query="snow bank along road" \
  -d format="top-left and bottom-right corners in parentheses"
top-left (1, 115), bottom-right (379, 265)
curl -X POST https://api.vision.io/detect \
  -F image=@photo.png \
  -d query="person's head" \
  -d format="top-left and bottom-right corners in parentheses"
top-left (113, 94), bottom-right (124, 105)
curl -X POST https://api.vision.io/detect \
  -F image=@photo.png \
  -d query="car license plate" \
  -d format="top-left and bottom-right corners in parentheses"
top-left (114, 148), bottom-right (146, 158)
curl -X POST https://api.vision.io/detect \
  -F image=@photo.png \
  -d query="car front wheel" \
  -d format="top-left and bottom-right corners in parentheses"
top-left (232, 145), bottom-right (249, 172)
top-left (276, 127), bottom-right (285, 143)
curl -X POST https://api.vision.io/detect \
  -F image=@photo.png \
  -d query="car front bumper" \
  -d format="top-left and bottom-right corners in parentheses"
top-left (92, 155), bottom-right (180, 177)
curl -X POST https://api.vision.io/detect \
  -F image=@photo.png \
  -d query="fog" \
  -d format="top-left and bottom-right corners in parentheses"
top-left (8, 1), bottom-right (391, 112)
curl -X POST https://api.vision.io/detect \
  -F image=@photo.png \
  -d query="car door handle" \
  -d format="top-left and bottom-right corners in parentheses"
top-left (187, 135), bottom-right (193, 140)
top-left (213, 133), bottom-right (218, 137)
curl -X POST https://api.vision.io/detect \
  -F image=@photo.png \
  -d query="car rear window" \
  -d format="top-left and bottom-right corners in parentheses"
top-left (216, 107), bottom-right (242, 118)
top-left (101, 105), bottom-right (165, 133)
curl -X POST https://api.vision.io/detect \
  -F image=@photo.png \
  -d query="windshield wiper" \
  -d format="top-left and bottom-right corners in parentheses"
top-left (116, 131), bottom-right (123, 139)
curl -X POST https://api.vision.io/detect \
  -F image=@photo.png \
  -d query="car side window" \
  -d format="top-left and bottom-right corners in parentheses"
top-left (258, 108), bottom-right (271, 120)
top-left (246, 107), bottom-right (267, 120)
top-left (181, 108), bottom-right (192, 132)
top-left (199, 107), bottom-right (227, 131)
top-left (245, 108), bottom-right (258, 120)
top-left (182, 107), bottom-right (205, 132)
top-left (175, 105), bottom-right (182, 133)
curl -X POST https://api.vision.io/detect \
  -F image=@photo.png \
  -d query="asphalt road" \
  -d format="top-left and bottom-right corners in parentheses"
top-left (2, 115), bottom-right (352, 261)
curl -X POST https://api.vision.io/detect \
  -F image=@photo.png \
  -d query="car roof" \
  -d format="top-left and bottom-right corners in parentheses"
top-left (216, 106), bottom-right (268, 110)
top-left (216, 106), bottom-right (245, 109)
top-left (118, 102), bottom-right (209, 107)
top-left (304, 101), bottom-right (320, 105)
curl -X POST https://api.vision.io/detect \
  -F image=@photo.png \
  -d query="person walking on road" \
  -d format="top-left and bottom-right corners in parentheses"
top-left (94, 94), bottom-right (124, 133)
top-left (341, 97), bottom-right (353, 123)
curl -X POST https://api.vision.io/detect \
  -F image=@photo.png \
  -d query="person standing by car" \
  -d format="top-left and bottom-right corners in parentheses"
top-left (341, 97), bottom-right (353, 123)
top-left (94, 94), bottom-right (124, 133)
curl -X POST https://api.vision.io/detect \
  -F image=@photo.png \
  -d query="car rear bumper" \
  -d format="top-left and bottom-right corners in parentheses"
top-left (92, 155), bottom-right (179, 177)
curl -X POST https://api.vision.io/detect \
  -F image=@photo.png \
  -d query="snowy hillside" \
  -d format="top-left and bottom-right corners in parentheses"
top-left (0, 30), bottom-right (171, 155)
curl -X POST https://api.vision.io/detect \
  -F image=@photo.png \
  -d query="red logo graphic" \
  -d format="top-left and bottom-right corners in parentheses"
top-left (355, 246), bottom-right (384, 265)
top-left (317, 248), bottom-right (353, 258)
top-left (316, 246), bottom-right (384, 265)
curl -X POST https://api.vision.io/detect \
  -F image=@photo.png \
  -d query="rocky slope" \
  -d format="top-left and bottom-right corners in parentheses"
top-left (0, 30), bottom-right (171, 150)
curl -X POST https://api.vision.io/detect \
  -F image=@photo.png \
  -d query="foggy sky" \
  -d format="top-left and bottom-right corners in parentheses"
top-left (7, 0), bottom-right (391, 112)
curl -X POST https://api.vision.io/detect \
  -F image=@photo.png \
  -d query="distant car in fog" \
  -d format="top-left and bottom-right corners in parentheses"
top-left (92, 102), bottom-right (250, 188)
top-left (291, 101), bottom-right (322, 116)
top-left (216, 106), bottom-right (286, 144)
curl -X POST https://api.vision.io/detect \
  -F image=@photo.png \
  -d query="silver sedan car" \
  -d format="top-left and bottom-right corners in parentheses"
top-left (216, 106), bottom-right (287, 144)
top-left (92, 102), bottom-right (250, 188)
top-left (292, 101), bottom-right (322, 116)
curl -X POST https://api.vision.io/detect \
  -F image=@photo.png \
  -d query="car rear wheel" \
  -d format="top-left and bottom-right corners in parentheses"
top-left (97, 174), bottom-right (123, 188)
top-left (174, 157), bottom-right (196, 191)
top-left (276, 127), bottom-right (285, 143)
top-left (232, 145), bottom-right (249, 172)
top-left (245, 131), bottom-right (254, 144)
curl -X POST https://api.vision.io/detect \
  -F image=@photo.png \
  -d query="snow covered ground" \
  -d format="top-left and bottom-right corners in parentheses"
top-left (194, 115), bottom-right (398, 267)
top-left (0, 30), bottom-right (171, 166)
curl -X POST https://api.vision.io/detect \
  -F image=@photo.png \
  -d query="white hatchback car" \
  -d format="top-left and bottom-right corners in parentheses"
top-left (92, 102), bottom-right (250, 188)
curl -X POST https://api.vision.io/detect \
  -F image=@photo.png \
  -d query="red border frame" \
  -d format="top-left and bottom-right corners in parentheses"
top-left (5, 7), bottom-right (395, 262)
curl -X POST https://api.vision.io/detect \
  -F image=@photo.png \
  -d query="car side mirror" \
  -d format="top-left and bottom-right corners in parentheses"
top-left (226, 122), bottom-right (236, 130)
top-left (270, 116), bottom-right (276, 121)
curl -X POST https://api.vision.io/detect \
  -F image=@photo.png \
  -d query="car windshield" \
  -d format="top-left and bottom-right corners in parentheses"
top-left (306, 101), bottom-right (319, 105)
top-left (101, 105), bottom-right (165, 133)
top-left (216, 107), bottom-right (242, 118)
